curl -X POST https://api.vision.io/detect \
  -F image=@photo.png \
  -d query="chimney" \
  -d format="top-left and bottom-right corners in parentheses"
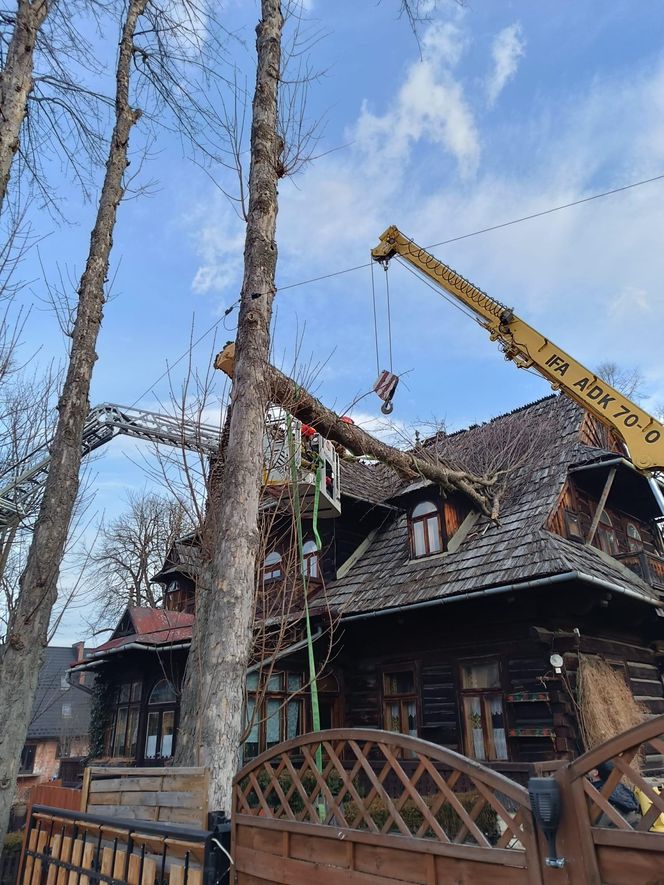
top-left (71, 641), bottom-right (85, 685)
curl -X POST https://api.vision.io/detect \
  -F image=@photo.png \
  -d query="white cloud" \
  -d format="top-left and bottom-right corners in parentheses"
top-left (486, 23), bottom-right (525, 107)
top-left (189, 197), bottom-right (245, 296)
top-left (354, 21), bottom-right (480, 179)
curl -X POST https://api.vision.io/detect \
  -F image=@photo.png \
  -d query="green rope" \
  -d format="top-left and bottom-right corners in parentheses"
top-left (286, 416), bottom-right (324, 818)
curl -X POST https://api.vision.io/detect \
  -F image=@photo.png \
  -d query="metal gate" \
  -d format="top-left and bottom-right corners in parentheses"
top-left (19, 805), bottom-right (229, 885)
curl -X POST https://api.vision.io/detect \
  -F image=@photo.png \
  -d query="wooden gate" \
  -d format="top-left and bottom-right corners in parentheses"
top-left (554, 714), bottom-right (664, 885)
top-left (232, 728), bottom-right (543, 884)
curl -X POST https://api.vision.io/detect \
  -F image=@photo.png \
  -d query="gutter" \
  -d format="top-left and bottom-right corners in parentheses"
top-left (69, 639), bottom-right (192, 673)
top-left (341, 570), bottom-right (660, 624)
top-left (70, 631), bottom-right (323, 676)
top-left (246, 628), bottom-right (323, 674)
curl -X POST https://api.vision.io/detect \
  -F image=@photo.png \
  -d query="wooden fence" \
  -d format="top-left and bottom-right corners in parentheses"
top-left (29, 783), bottom-right (81, 812)
top-left (232, 728), bottom-right (543, 885)
top-left (81, 767), bottom-right (208, 828)
top-left (553, 714), bottom-right (664, 885)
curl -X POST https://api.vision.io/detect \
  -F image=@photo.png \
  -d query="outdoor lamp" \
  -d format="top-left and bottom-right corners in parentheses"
top-left (528, 777), bottom-right (565, 869)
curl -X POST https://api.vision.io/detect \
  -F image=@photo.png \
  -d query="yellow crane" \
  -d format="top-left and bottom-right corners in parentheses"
top-left (372, 226), bottom-right (664, 477)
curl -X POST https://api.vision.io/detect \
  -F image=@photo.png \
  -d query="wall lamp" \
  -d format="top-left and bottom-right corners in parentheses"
top-left (528, 777), bottom-right (565, 869)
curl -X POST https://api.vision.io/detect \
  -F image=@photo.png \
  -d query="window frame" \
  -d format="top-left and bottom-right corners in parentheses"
top-left (626, 521), bottom-right (644, 553)
top-left (381, 664), bottom-right (420, 739)
top-left (19, 743), bottom-right (36, 774)
top-left (595, 508), bottom-right (619, 556)
top-left (564, 509), bottom-right (584, 542)
top-left (243, 670), bottom-right (306, 762)
top-left (301, 538), bottom-right (321, 582)
top-left (108, 680), bottom-right (142, 758)
top-left (458, 658), bottom-right (508, 762)
top-left (263, 550), bottom-right (283, 583)
top-left (143, 679), bottom-right (178, 762)
top-left (408, 500), bottom-right (444, 559)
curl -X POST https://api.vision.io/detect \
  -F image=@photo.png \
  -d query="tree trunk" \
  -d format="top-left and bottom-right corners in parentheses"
top-left (0, 0), bottom-right (147, 847)
top-left (0, 0), bottom-right (50, 211)
top-left (175, 0), bottom-right (283, 817)
top-left (215, 346), bottom-right (497, 517)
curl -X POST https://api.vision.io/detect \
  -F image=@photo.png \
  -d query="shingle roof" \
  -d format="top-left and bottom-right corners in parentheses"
top-left (28, 647), bottom-right (92, 740)
top-left (84, 607), bottom-right (193, 658)
top-left (325, 395), bottom-right (660, 616)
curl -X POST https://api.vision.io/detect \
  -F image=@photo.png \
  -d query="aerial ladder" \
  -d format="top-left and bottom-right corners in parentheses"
top-left (0, 403), bottom-right (223, 528)
top-left (371, 226), bottom-right (664, 510)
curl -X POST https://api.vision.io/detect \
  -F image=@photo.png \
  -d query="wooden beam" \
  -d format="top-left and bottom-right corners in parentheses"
top-left (585, 467), bottom-right (617, 546)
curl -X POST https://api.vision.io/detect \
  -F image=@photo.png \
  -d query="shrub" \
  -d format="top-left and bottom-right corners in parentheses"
top-left (343, 792), bottom-right (499, 843)
top-left (3, 832), bottom-right (24, 852)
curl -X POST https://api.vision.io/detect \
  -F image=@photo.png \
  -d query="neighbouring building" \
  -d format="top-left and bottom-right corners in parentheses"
top-left (72, 395), bottom-right (664, 781)
top-left (16, 644), bottom-right (92, 801)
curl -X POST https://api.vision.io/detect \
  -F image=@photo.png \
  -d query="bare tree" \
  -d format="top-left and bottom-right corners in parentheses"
top-left (0, 0), bottom-right (149, 845)
top-left (173, 1), bottom-right (283, 818)
top-left (0, 0), bottom-right (236, 841)
top-left (0, 0), bottom-right (51, 209)
top-left (596, 361), bottom-right (646, 402)
top-left (91, 491), bottom-right (191, 626)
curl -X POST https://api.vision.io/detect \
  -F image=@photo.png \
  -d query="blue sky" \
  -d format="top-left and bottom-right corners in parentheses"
top-left (23, 0), bottom-right (664, 641)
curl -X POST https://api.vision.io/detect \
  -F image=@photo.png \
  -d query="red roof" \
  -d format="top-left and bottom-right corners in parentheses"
top-left (77, 607), bottom-right (194, 661)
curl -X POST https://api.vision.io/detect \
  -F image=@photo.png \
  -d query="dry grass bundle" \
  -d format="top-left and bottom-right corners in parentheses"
top-left (577, 655), bottom-right (648, 756)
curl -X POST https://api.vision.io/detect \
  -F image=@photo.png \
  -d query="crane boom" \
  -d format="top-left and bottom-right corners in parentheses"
top-left (0, 403), bottom-right (222, 527)
top-left (372, 225), bottom-right (664, 472)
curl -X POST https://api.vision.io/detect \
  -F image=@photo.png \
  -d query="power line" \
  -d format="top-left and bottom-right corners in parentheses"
top-left (278, 171), bottom-right (664, 291)
top-left (428, 172), bottom-right (664, 249)
top-left (130, 171), bottom-right (664, 406)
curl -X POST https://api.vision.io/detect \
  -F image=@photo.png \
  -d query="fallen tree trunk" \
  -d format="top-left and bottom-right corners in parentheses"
top-left (214, 344), bottom-right (497, 517)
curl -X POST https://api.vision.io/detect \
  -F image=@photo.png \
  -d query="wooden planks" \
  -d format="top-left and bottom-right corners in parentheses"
top-left (82, 766), bottom-right (208, 828)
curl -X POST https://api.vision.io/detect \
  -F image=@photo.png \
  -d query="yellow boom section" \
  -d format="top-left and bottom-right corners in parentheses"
top-left (372, 225), bottom-right (664, 472)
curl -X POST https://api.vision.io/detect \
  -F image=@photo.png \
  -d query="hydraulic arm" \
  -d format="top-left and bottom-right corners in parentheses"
top-left (372, 226), bottom-right (664, 472)
top-left (0, 403), bottom-right (222, 527)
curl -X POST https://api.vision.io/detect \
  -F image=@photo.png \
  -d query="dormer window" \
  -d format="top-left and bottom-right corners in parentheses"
top-left (409, 500), bottom-right (443, 558)
top-left (263, 551), bottom-right (283, 583)
top-left (626, 522), bottom-right (643, 552)
top-left (301, 539), bottom-right (320, 580)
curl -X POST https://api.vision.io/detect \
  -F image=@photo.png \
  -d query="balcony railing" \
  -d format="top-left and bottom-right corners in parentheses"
top-left (616, 550), bottom-right (664, 592)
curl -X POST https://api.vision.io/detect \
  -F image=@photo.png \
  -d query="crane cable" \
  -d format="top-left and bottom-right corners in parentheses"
top-left (369, 261), bottom-right (381, 377)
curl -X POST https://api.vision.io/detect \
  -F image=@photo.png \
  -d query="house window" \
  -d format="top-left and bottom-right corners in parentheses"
top-left (144, 680), bottom-right (178, 761)
top-left (19, 744), bottom-right (36, 774)
top-left (243, 671), bottom-right (305, 761)
top-left (409, 501), bottom-right (443, 558)
top-left (109, 681), bottom-right (142, 757)
top-left (263, 551), bottom-right (283, 583)
top-left (301, 539), bottom-right (320, 580)
top-left (61, 703), bottom-right (72, 719)
top-left (626, 522), bottom-right (643, 552)
top-left (595, 509), bottom-right (619, 556)
top-left (383, 668), bottom-right (418, 738)
top-left (460, 660), bottom-right (508, 761)
top-left (564, 510), bottom-right (583, 542)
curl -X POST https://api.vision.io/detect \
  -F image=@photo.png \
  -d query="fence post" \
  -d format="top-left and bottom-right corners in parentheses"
top-left (550, 765), bottom-right (600, 885)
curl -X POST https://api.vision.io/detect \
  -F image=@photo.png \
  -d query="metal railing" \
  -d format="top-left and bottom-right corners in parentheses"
top-left (19, 805), bottom-right (230, 885)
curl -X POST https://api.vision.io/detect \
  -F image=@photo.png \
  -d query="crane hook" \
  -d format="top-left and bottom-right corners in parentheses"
top-left (381, 400), bottom-right (394, 415)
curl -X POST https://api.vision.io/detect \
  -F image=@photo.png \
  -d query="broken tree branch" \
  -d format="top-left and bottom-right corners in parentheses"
top-left (214, 343), bottom-right (497, 517)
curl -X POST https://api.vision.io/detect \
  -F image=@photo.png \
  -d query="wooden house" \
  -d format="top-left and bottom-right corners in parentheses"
top-left (72, 394), bottom-right (664, 780)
